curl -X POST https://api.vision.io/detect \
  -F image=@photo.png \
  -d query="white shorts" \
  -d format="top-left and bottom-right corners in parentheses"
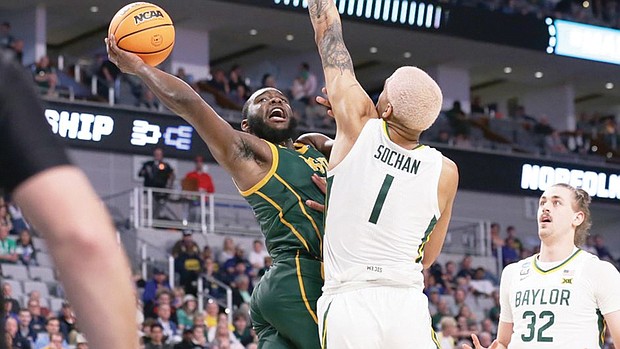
top-left (317, 286), bottom-right (439, 349)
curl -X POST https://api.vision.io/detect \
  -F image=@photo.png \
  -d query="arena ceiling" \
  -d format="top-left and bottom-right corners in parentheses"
top-left (3, 0), bottom-right (620, 114)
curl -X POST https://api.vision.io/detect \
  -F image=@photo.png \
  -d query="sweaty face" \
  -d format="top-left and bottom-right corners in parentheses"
top-left (246, 88), bottom-right (297, 143)
top-left (537, 186), bottom-right (580, 241)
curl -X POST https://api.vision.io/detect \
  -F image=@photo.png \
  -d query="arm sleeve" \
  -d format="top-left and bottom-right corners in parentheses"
top-left (588, 259), bottom-right (620, 315)
top-left (499, 263), bottom-right (516, 323)
top-left (0, 50), bottom-right (70, 193)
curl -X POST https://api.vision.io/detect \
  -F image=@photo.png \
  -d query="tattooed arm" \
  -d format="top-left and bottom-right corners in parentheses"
top-left (308, 0), bottom-right (377, 166)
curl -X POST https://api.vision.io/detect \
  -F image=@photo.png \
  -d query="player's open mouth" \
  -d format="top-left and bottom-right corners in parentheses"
top-left (269, 108), bottom-right (287, 122)
top-left (540, 214), bottom-right (551, 223)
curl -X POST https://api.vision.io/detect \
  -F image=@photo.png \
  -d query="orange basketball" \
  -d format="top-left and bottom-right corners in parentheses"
top-left (109, 2), bottom-right (175, 66)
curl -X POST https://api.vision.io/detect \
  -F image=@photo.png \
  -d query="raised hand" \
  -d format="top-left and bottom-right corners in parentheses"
top-left (462, 334), bottom-right (502, 349)
top-left (105, 34), bottom-right (145, 75)
top-left (316, 87), bottom-right (334, 118)
top-left (305, 173), bottom-right (327, 212)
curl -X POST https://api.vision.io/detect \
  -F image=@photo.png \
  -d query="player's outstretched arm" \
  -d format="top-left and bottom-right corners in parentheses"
top-left (14, 166), bottom-right (139, 349)
top-left (105, 35), bottom-right (268, 178)
top-left (307, 0), bottom-right (375, 150)
top-left (421, 157), bottom-right (459, 268)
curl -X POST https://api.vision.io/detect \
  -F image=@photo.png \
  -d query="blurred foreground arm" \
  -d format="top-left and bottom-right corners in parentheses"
top-left (14, 166), bottom-right (139, 349)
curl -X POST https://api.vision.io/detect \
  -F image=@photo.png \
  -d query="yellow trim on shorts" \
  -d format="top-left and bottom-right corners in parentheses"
top-left (254, 191), bottom-right (310, 252)
top-left (274, 173), bottom-right (323, 253)
top-left (296, 250), bottom-right (319, 324)
top-left (431, 326), bottom-right (440, 349)
top-left (239, 141), bottom-right (278, 197)
top-left (532, 249), bottom-right (582, 274)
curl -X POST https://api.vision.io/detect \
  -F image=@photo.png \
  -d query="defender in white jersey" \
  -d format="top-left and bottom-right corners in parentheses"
top-left (307, 1), bottom-right (459, 348)
top-left (466, 184), bottom-right (620, 349)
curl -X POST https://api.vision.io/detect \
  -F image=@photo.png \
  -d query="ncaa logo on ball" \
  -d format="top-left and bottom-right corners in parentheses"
top-left (151, 34), bottom-right (163, 46)
top-left (133, 10), bottom-right (164, 25)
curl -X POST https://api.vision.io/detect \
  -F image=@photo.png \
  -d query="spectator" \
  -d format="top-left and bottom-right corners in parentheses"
top-left (231, 311), bottom-right (253, 346)
top-left (207, 68), bottom-right (230, 95)
top-left (256, 256), bottom-right (272, 279)
top-left (15, 229), bottom-right (37, 266)
top-left (504, 225), bottom-right (523, 252)
top-left (182, 156), bottom-right (215, 223)
top-left (174, 237), bottom-right (203, 295)
top-left (431, 299), bottom-right (454, 330)
top-left (57, 303), bottom-right (75, 341)
top-left (247, 240), bottom-right (268, 271)
top-left (601, 117), bottom-right (619, 150)
top-left (17, 309), bottom-right (37, 345)
top-left (3, 282), bottom-right (21, 313)
top-left (208, 318), bottom-right (242, 348)
top-left (156, 303), bottom-right (180, 344)
top-left (470, 95), bottom-right (486, 115)
top-left (502, 236), bottom-right (520, 267)
top-left (437, 316), bottom-right (458, 349)
top-left (138, 147), bottom-right (175, 219)
top-left (456, 255), bottom-right (476, 279)
top-left (95, 53), bottom-right (121, 101)
top-left (228, 64), bottom-right (250, 103)
top-left (26, 300), bottom-right (46, 333)
top-left (41, 332), bottom-right (64, 349)
top-left (31, 56), bottom-right (58, 97)
top-left (260, 73), bottom-right (276, 89)
top-left (172, 231), bottom-right (201, 259)
top-left (427, 288), bottom-right (441, 315)
top-left (297, 62), bottom-right (318, 104)
top-left (204, 301), bottom-right (219, 330)
top-left (6, 316), bottom-right (31, 349)
top-left (189, 326), bottom-right (209, 349)
top-left (75, 334), bottom-right (88, 349)
top-left (217, 237), bottom-right (236, 266)
top-left (146, 323), bottom-right (173, 349)
top-left (6, 197), bottom-right (29, 235)
top-left (34, 318), bottom-right (68, 349)
top-left (176, 295), bottom-right (198, 332)
top-left (0, 198), bottom-right (12, 231)
top-left (445, 101), bottom-right (471, 138)
top-left (0, 220), bottom-right (17, 263)
top-left (142, 269), bottom-right (171, 313)
top-left (0, 22), bottom-right (17, 51)
top-left (566, 128), bottom-right (591, 154)
top-left (175, 68), bottom-right (194, 86)
top-left (146, 289), bottom-right (177, 324)
top-left (231, 274), bottom-right (252, 309)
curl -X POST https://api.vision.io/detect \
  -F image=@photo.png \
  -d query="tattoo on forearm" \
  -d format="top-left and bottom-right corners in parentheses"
top-left (319, 23), bottom-right (354, 75)
top-left (309, 0), bottom-right (330, 19)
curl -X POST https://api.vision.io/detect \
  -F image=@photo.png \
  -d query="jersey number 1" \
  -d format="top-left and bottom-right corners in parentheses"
top-left (369, 174), bottom-right (394, 224)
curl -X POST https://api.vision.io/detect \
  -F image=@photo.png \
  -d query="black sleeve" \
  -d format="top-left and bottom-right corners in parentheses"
top-left (0, 50), bottom-right (70, 193)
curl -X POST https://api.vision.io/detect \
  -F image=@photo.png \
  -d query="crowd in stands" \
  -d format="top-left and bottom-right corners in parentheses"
top-left (422, 97), bottom-right (620, 163)
top-left (443, 0), bottom-right (620, 29)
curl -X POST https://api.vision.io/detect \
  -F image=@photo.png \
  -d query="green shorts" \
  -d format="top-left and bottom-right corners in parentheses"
top-left (251, 253), bottom-right (323, 349)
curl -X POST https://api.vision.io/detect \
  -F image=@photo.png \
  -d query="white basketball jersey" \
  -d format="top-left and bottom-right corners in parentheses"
top-left (500, 249), bottom-right (620, 349)
top-left (323, 119), bottom-right (443, 294)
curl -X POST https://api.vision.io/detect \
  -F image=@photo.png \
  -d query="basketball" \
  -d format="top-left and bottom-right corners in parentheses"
top-left (108, 2), bottom-right (175, 66)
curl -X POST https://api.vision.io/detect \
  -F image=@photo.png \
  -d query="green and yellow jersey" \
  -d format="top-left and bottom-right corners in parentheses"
top-left (241, 140), bottom-right (327, 262)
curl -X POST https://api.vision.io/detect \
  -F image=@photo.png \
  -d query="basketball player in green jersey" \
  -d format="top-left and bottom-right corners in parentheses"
top-left (107, 36), bottom-right (330, 349)
top-left (465, 183), bottom-right (620, 349)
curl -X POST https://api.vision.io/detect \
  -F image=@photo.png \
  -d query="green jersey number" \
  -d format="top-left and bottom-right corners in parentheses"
top-left (369, 174), bottom-right (394, 224)
top-left (521, 310), bottom-right (555, 343)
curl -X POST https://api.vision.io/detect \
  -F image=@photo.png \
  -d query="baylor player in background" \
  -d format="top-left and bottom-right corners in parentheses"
top-left (466, 183), bottom-right (620, 349)
top-left (107, 35), bottom-right (332, 349)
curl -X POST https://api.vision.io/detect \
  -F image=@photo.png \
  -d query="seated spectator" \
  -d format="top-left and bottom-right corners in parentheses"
top-left (208, 317), bottom-right (243, 349)
top-left (504, 225), bottom-right (523, 252)
top-left (94, 53), bottom-right (120, 101)
top-left (0, 220), bottom-right (17, 264)
top-left (171, 287), bottom-right (186, 313)
top-left (207, 68), bottom-right (230, 95)
top-left (431, 299), bottom-right (454, 330)
top-left (156, 303), bottom-right (180, 344)
top-left (146, 323), bottom-right (173, 349)
top-left (232, 311), bottom-right (254, 346)
top-left (175, 67), bottom-right (194, 86)
top-left (172, 231), bottom-right (201, 259)
top-left (0, 199), bottom-right (13, 232)
top-left (231, 274), bottom-right (252, 309)
top-left (34, 318), bottom-right (68, 349)
top-left (41, 332), bottom-right (64, 349)
top-left (174, 240), bottom-right (203, 296)
top-left (145, 289), bottom-right (177, 323)
top-left (142, 269), bottom-right (171, 311)
top-left (6, 197), bottom-right (29, 235)
top-left (31, 56), bottom-right (58, 97)
top-left (203, 301), bottom-right (220, 330)
top-left (437, 316), bottom-right (458, 349)
top-left (257, 256), bottom-right (272, 280)
top-left (456, 255), bottom-right (476, 279)
top-left (57, 303), bottom-right (76, 341)
top-left (502, 236), bottom-right (520, 267)
top-left (228, 64), bottom-right (250, 104)
top-left (260, 73), bottom-right (277, 89)
top-left (176, 295), bottom-right (198, 332)
top-left (445, 101), bottom-right (471, 138)
top-left (470, 95), bottom-right (486, 115)
top-left (6, 316), bottom-right (31, 349)
top-left (26, 300), bottom-right (46, 333)
top-left (247, 240), bottom-right (268, 271)
top-left (15, 229), bottom-right (37, 266)
top-left (17, 308), bottom-right (37, 345)
top-left (2, 283), bottom-right (20, 314)
top-left (217, 237), bottom-right (236, 266)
